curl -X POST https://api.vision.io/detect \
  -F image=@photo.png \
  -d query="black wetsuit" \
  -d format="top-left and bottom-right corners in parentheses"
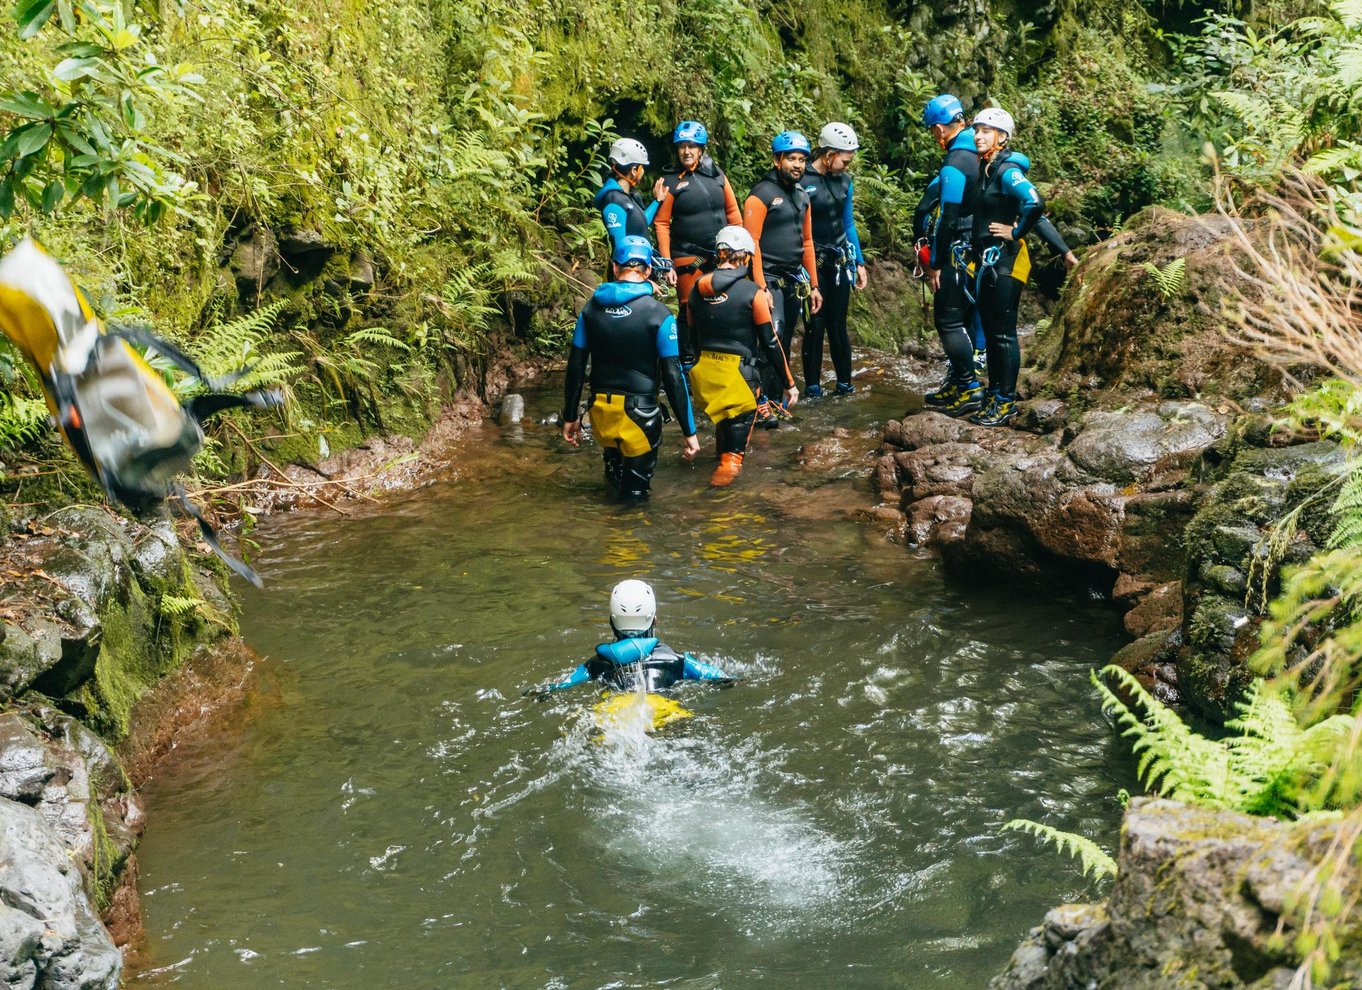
top-left (657, 156), bottom-right (741, 359)
top-left (802, 167), bottom-right (865, 390)
top-left (744, 170), bottom-right (818, 403)
top-left (972, 150), bottom-right (1045, 400)
top-left (687, 265), bottom-right (794, 455)
top-left (914, 127), bottom-right (979, 385)
top-left (563, 280), bottom-right (696, 499)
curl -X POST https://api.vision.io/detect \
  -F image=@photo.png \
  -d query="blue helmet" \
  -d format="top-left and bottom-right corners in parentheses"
top-left (922, 94), bottom-right (964, 128)
top-left (771, 130), bottom-right (812, 155)
top-left (673, 120), bottom-right (708, 145)
top-left (612, 235), bottom-right (655, 268)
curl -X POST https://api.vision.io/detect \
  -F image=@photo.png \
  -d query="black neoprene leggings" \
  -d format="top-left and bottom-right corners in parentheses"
top-left (934, 263), bottom-right (976, 385)
top-left (761, 275), bottom-right (802, 400)
top-left (977, 270), bottom-right (1023, 399)
top-left (803, 256), bottom-right (852, 387)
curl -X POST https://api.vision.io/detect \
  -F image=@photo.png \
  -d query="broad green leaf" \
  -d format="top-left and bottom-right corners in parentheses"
top-left (11, 0), bottom-right (57, 38)
top-left (120, 93), bottom-right (144, 132)
top-left (110, 27), bottom-right (139, 51)
top-left (55, 40), bottom-right (101, 57)
top-left (14, 122), bottom-right (52, 158)
top-left (53, 57), bottom-right (98, 81)
top-left (0, 177), bottom-right (13, 218)
top-left (0, 91), bottom-right (55, 119)
top-left (39, 178), bottom-right (62, 212)
top-left (19, 178), bottom-right (41, 208)
top-left (56, 123), bottom-right (95, 156)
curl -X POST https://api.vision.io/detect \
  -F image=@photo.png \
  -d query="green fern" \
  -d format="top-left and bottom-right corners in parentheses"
top-left (181, 299), bottom-right (303, 392)
top-left (1328, 462), bottom-right (1362, 549)
top-left (0, 395), bottom-right (50, 451)
top-left (160, 594), bottom-right (205, 617)
top-left (1094, 666), bottom-right (1353, 816)
top-left (1003, 820), bottom-right (1117, 880)
top-left (344, 326), bottom-right (411, 351)
top-left (1141, 257), bottom-right (1187, 299)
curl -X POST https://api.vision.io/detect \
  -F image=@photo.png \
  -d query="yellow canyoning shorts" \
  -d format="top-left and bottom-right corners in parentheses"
top-left (689, 351), bottom-right (758, 424)
top-left (589, 393), bottom-right (654, 457)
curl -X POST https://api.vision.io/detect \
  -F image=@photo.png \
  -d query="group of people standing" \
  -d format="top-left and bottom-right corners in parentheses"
top-left (561, 98), bottom-right (1077, 499)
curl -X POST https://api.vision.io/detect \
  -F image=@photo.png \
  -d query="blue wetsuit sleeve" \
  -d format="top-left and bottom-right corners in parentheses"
top-left (843, 177), bottom-right (864, 264)
top-left (656, 316), bottom-right (697, 435)
top-left (931, 165), bottom-right (966, 268)
top-left (1002, 166), bottom-right (1044, 241)
top-left (682, 655), bottom-right (733, 681)
top-left (572, 312), bottom-right (588, 349)
top-left (602, 202), bottom-right (630, 252)
top-left (545, 664), bottom-right (592, 691)
top-left (644, 199), bottom-right (660, 225)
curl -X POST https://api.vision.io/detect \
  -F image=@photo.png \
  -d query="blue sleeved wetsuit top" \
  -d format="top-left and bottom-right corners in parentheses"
top-left (923, 127), bottom-right (979, 269)
top-left (543, 638), bottom-right (733, 692)
top-left (595, 177), bottom-right (659, 254)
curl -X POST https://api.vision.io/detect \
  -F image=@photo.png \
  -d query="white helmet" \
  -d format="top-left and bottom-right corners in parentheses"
top-left (714, 224), bottom-right (756, 255)
top-left (608, 138), bottom-right (650, 168)
top-left (973, 107), bottom-right (1014, 136)
top-left (610, 579), bottom-right (657, 635)
top-left (818, 122), bottom-right (859, 151)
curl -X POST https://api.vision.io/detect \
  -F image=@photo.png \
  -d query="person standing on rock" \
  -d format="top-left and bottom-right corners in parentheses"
top-left (743, 131), bottom-right (823, 427)
top-left (915, 94), bottom-right (984, 417)
top-left (801, 122), bottom-right (867, 398)
top-left (686, 225), bottom-right (799, 487)
top-left (562, 235), bottom-right (700, 499)
top-left (969, 107), bottom-right (1044, 428)
top-left (595, 138), bottom-right (665, 264)
top-left (653, 121), bottom-right (743, 362)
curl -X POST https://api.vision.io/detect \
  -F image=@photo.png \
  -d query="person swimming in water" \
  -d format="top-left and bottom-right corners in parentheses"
top-left (528, 580), bottom-right (733, 695)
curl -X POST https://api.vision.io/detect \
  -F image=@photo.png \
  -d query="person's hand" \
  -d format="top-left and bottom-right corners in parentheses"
top-left (665, 268), bottom-right (677, 286)
top-left (682, 434), bottom-right (700, 461)
top-left (927, 267), bottom-right (941, 292)
top-left (784, 385), bottom-right (799, 408)
top-left (854, 264), bottom-right (868, 291)
top-left (809, 287), bottom-right (823, 314)
top-left (1063, 250), bottom-right (1079, 270)
top-left (562, 419), bottom-right (582, 447)
top-left (653, 178), bottom-right (667, 203)
top-left (988, 222), bottom-right (1015, 241)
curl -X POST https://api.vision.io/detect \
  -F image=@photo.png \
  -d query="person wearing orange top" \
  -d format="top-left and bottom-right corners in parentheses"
top-left (653, 121), bottom-right (742, 363)
top-left (742, 131), bottom-right (823, 426)
top-left (686, 225), bottom-right (798, 486)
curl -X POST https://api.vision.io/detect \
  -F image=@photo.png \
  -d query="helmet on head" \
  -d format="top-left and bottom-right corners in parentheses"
top-left (610, 579), bottom-right (657, 636)
top-left (714, 224), bottom-right (756, 255)
top-left (608, 138), bottom-right (650, 168)
top-left (612, 235), bottom-right (655, 269)
top-left (673, 120), bottom-right (708, 146)
top-left (771, 131), bottom-right (812, 156)
top-left (973, 107), bottom-right (1015, 136)
top-left (922, 94), bottom-right (964, 128)
top-left (818, 122), bottom-right (859, 151)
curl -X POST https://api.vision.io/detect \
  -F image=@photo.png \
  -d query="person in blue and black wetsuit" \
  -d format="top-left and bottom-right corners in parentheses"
top-left (654, 121), bottom-right (743, 361)
top-left (915, 94), bottom-right (983, 417)
top-left (594, 139), bottom-right (665, 265)
top-left (801, 121), bottom-right (867, 398)
top-left (562, 235), bottom-right (700, 499)
top-left (529, 580), bottom-right (733, 695)
top-left (744, 131), bottom-right (823, 427)
top-left (969, 106), bottom-right (1045, 428)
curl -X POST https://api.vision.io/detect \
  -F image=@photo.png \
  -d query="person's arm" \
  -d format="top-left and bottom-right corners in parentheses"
top-left (913, 177), bottom-right (940, 242)
top-left (800, 207), bottom-right (818, 290)
top-left (524, 663), bottom-right (592, 695)
top-left (682, 654), bottom-right (735, 682)
top-left (601, 200), bottom-right (631, 253)
top-left (843, 177), bottom-right (865, 265)
top-left (753, 290), bottom-right (794, 391)
top-left (722, 176), bottom-right (742, 225)
top-left (931, 163), bottom-right (966, 268)
top-left (644, 198), bottom-right (660, 225)
top-left (561, 314), bottom-right (589, 445)
top-left (1032, 215), bottom-right (1077, 267)
top-left (654, 184), bottom-right (675, 260)
top-left (742, 193), bottom-right (768, 286)
top-left (1003, 165), bottom-right (1044, 241)
top-left (683, 283), bottom-right (701, 367)
top-left (656, 314), bottom-right (698, 440)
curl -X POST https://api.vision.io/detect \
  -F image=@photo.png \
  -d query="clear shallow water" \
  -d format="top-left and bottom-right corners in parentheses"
top-left (132, 364), bottom-right (1131, 988)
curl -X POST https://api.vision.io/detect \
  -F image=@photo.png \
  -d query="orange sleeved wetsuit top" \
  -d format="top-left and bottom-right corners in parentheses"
top-left (742, 169), bottom-right (819, 289)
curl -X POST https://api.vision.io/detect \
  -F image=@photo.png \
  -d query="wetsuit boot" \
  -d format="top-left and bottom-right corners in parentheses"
top-left (710, 452), bottom-right (744, 487)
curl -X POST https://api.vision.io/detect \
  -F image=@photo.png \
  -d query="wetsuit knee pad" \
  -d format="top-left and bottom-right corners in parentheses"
top-left (619, 448), bottom-right (659, 499)
top-left (716, 410), bottom-right (756, 455)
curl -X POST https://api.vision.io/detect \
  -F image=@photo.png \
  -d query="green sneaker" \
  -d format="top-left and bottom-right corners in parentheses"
top-left (942, 382), bottom-right (984, 418)
top-left (970, 396), bottom-right (1016, 427)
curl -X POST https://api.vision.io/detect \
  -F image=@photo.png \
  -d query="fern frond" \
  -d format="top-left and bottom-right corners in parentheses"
top-left (344, 327), bottom-right (411, 351)
top-left (1003, 820), bottom-right (1117, 880)
top-left (1211, 90), bottom-right (1276, 133)
top-left (160, 595), bottom-right (205, 616)
top-left (189, 299), bottom-right (289, 380)
top-left (1328, 461), bottom-right (1362, 549)
top-left (0, 395), bottom-right (50, 451)
top-left (1141, 258), bottom-right (1187, 299)
top-left (1332, 0), bottom-right (1362, 30)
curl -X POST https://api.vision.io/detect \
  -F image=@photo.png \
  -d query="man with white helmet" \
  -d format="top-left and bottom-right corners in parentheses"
top-left (801, 121), bottom-right (868, 398)
top-left (594, 138), bottom-right (665, 262)
top-left (686, 224), bottom-right (799, 486)
top-left (968, 105), bottom-right (1045, 427)
top-left (529, 580), bottom-right (733, 694)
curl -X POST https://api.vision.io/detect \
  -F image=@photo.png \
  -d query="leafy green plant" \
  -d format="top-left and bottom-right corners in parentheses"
top-left (1141, 257), bottom-right (1187, 299)
top-left (1002, 819), bottom-right (1117, 880)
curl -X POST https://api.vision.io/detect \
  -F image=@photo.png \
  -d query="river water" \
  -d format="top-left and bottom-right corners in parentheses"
top-left (131, 361), bottom-right (1130, 988)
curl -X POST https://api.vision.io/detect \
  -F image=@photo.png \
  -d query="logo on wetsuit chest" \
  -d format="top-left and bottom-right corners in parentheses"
top-left (604, 305), bottom-right (633, 318)
top-left (706, 293), bottom-right (730, 304)
top-left (771, 197), bottom-right (785, 206)
top-left (677, 181), bottom-right (690, 190)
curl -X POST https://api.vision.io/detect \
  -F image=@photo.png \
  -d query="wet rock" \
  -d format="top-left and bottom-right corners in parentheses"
top-left (349, 249), bottom-right (375, 290)
top-left (1122, 580), bottom-right (1181, 638)
top-left (905, 495), bottom-right (971, 547)
top-left (0, 798), bottom-right (120, 989)
top-left (990, 799), bottom-right (1361, 990)
top-left (0, 619), bottom-right (62, 702)
top-left (1012, 397), bottom-right (1068, 435)
top-left (229, 224), bottom-right (278, 300)
top-left (1066, 402), bottom-right (1227, 484)
top-left (1117, 487), bottom-right (1197, 582)
top-left (498, 393), bottom-right (525, 427)
top-left (277, 227), bottom-right (330, 257)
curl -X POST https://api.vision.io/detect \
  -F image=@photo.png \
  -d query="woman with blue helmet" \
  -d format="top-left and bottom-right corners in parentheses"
top-left (653, 121), bottom-right (743, 361)
top-left (742, 130), bottom-right (823, 426)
